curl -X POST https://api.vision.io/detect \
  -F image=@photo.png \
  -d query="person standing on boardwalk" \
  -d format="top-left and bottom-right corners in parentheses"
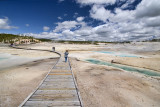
top-left (64, 50), bottom-right (69, 62)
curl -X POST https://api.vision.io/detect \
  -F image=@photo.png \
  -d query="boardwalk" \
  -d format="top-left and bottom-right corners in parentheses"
top-left (19, 56), bottom-right (82, 107)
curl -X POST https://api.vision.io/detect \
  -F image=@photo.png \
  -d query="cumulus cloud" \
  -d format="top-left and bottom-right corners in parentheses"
top-left (76, 0), bottom-right (116, 5)
top-left (76, 17), bottom-right (84, 22)
top-left (90, 5), bottom-right (114, 22)
top-left (24, 0), bottom-right (160, 42)
top-left (143, 16), bottom-right (160, 27)
top-left (43, 26), bottom-right (50, 31)
top-left (90, 5), bottom-right (134, 23)
top-left (53, 21), bottom-right (78, 32)
top-left (74, 27), bottom-right (92, 36)
top-left (120, 0), bottom-right (137, 9)
top-left (23, 32), bottom-right (62, 40)
top-left (135, 0), bottom-right (160, 18)
top-left (133, 0), bottom-right (160, 28)
top-left (0, 17), bottom-right (18, 29)
top-left (62, 30), bottom-right (76, 39)
top-left (112, 8), bottom-right (134, 22)
top-left (25, 18), bottom-right (160, 42)
top-left (53, 20), bottom-right (86, 33)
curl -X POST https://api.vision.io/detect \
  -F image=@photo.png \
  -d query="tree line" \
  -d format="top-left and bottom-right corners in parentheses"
top-left (0, 33), bottom-right (36, 43)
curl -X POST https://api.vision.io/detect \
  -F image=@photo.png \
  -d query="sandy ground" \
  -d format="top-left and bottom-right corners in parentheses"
top-left (0, 44), bottom-right (59, 107)
top-left (67, 42), bottom-right (160, 107)
top-left (0, 58), bottom-right (59, 107)
top-left (0, 42), bottom-right (160, 107)
top-left (70, 59), bottom-right (160, 107)
top-left (0, 44), bottom-right (59, 70)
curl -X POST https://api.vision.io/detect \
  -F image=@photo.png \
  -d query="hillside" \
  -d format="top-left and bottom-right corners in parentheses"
top-left (0, 33), bottom-right (40, 44)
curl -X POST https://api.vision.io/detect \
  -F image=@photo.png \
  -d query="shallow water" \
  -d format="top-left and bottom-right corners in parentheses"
top-left (116, 55), bottom-right (138, 57)
top-left (0, 53), bottom-right (36, 70)
top-left (86, 59), bottom-right (160, 77)
top-left (0, 53), bottom-right (9, 61)
top-left (95, 51), bottom-right (140, 58)
top-left (97, 51), bottom-right (114, 54)
top-left (0, 57), bottom-right (7, 61)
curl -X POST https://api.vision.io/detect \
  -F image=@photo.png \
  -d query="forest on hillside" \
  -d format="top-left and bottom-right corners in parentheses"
top-left (0, 33), bottom-right (35, 43)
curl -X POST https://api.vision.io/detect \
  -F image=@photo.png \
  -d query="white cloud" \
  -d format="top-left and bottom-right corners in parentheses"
top-left (25, 19), bottom-right (160, 41)
top-left (24, 0), bottom-right (160, 42)
top-left (53, 20), bottom-right (87, 32)
top-left (23, 32), bottom-right (62, 40)
top-left (53, 21), bottom-right (78, 32)
top-left (74, 27), bottom-right (92, 36)
top-left (135, 0), bottom-right (160, 18)
top-left (76, 0), bottom-right (116, 5)
top-left (58, 16), bottom-right (63, 20)
top-left (143, 16), bottom-right (160, 27)
top-left (90, 5), bottom-right (114, 22)
top-left (62, 30), bottom-right (75, 37)
top-left (120, 0), bottom-right (136, 9)
top-left (25, 24), bottom-right (29, 27)
top-left (90, 5), bottom-right (134, 23)
top-left (112, 8), bottom-right (134, 22)
top-left (76, 17), bottom-right (84, 22)
top-left (0, 17), bottom-right (18, 29)
top-left (43, 26), bottom-right (50, 31)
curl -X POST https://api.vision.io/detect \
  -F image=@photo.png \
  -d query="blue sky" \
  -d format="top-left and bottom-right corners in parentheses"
top-left (0, 0), bottom-right (96, 34)
top-left (0, 0), bottom-right (160, 41)
top-left (0, 0), bottom-right (88, 33)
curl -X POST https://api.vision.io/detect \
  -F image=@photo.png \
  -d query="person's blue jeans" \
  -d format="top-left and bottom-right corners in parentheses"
top-left (65, 57), bottom-right (67, 62)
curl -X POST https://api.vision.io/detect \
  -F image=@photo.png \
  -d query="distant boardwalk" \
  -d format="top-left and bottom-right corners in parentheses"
top-left (19, 56), bottom-right (83, 107)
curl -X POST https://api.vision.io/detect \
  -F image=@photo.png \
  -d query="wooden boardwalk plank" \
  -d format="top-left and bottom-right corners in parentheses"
top-left (42, 81), bottom-right (74, 84)
top-left (48, 73), bottom-right (72, 75)
top-left (47, 75), bottom-right (73, 79)
top-left (20, 56), bottom-right (82, 107)
top-left (54, 67), bottom-right (71, 70)
top-left (29, 95), bottom-right (79, 101)
top-left (38, 88), bottom-right (76, 90)
top-left (45, 78), bottom-right (73, 82)
top-left (23, 105), bottom-right (81, 107)
top-left (34, 90), bottom-right (77, 95)
top-left (55, 65), bottom-right (70, 67)
top-left (42, 82), bottom-right (75, 86)
top-left (51, 70), bottom-right (71, 72)
top-left (50, 72), bottom-right (71, 74)
top-left (24, 101), bottom-right (80, 106)
top-left (39, 84), bottom-right (75, 89)
top-left (49, 72), bottom-right (72, 74)
top-left (41, 82), bottom-right (75, 87)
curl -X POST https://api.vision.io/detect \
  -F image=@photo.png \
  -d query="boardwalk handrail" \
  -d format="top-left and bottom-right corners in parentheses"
top-left (10, 46), bottom-right (61, 107)
top-left (68, 58), bottom-right (83, 107)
